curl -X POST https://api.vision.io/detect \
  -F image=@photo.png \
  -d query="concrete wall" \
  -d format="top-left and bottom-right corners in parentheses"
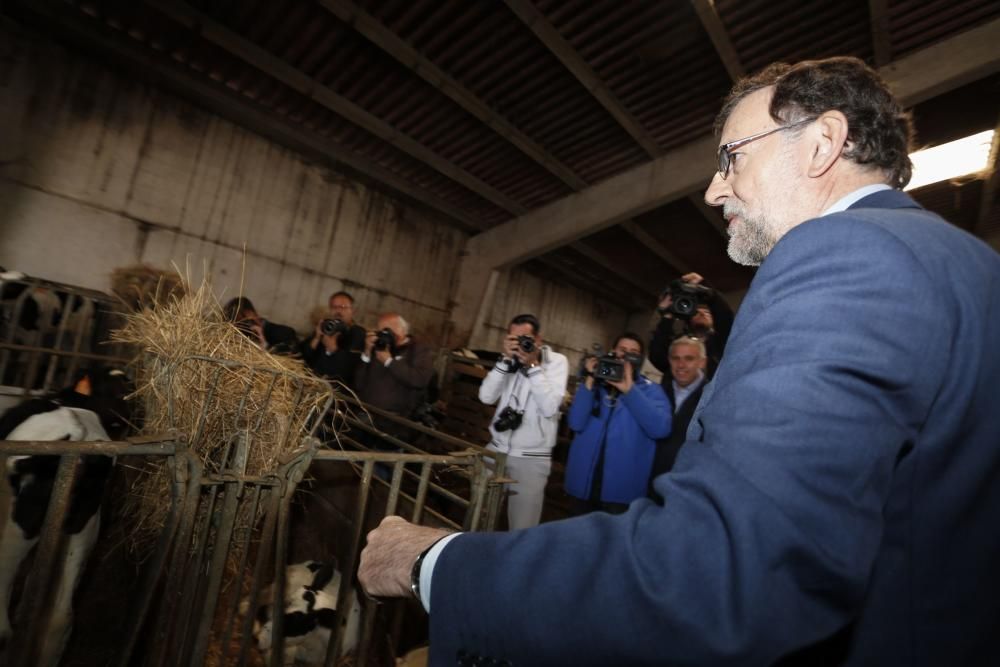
top-left (0, 25), bottom-right (464, 343)
top-left (0, 24), bottom-right (639, 363)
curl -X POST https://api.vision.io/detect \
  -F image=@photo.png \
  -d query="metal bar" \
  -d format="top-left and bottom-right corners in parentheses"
top-left (60, 296), bottom-right (94, 388)
top-left (188, 362), bottom-right (225, 450)
top-left (188, 434), bottom-right (251, 665)
top-left (219, 484), bottom-right (263, 665)
top-left (236, 486), bottom-right (281, 667)
top-left (115, 451), bottom-right (190, 667)
top-left (0, 341), bottom-right (131, 364)
top-left (335, 391), bottom-right (495, 454)
top-left (268, 474), bottom-right (298, 667)
top-left (0, 440), bottom-right (176, 455)
top-left (466, 454), bottom-right (489, 532)
top-left (41, 292), bottom-right (76, 392)
top-left (149, 455), bottom-right (205, 667)
top-left (324, 460), bottom-right (374, 667)
top-left (174, 481), bottom-right (222, 664)
top-left (10, 455), bottom-right (80, 667)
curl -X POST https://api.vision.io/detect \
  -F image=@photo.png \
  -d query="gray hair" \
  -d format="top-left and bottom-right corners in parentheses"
top-left (670, 336), bottom-right (706, 358)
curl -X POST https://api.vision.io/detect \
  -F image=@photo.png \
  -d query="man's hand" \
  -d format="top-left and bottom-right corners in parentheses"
top-left (607, 360), bottom-right (634, 394)
top-left (515, 344), bottom-right (541, 368)
top-left (502, 335), bottom-right (519, 360)
top-left (681, 272), bottom-right (704, 285)
top-left (358, 516), bottom-right (451, 598)
top-left (364, 330), bottom-right (377, 356)
top-left (374, 347), bottom-right (392, 365)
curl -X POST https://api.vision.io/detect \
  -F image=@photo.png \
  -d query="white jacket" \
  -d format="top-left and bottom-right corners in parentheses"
top-left (478, 346), bottom-right (569, 457)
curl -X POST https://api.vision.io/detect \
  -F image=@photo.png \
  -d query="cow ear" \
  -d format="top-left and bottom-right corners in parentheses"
top-left (74, 374), bottom-right (92, 396)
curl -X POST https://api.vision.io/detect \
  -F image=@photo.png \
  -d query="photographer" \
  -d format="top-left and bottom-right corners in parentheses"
top-left (223, 297), bottom-right (298, 356)
top-left (479, 314), bottom-right (568, 529)
top-left (649, 272), bottom-right (733, 380)
top-left (565, 333), bottom-right (671, 515)
top-left (354, 313), bottom-right (434, 427)
top-left (300, 291), bottom-right (366, 388)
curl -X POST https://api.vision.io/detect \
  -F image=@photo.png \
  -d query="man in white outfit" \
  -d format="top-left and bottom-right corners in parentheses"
top-left (479, 314), bottom-right (569, 529)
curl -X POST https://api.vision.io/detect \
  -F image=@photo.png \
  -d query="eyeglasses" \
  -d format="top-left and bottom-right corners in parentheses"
top-left (716, 118), bottom-right (813, 179)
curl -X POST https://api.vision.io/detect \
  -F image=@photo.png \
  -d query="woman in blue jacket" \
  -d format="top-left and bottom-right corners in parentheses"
top-left (564, 333), bottom-right (672, 515)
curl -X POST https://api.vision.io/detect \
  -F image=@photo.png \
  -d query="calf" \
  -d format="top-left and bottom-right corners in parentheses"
top-left (0, 368), bottom-right (129, 666)
top-left (248, 560), bottom-right (362, 666)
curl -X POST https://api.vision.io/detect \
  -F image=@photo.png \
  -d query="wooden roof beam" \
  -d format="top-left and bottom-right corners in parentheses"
top-left (690, 0), bottom-right (745, 81)
top-left (619, 221), bottom-right (692, 276)
top-left (147, 0), bottom-right (529, 216)
top-left (318, 0), bottom-right (589, 192)
top-left (505, 0), bottom-right (662, 158)
top-left (869, 0), bottom-right (891, 67)
top-left (464, 17), bottom-right (1000, 268)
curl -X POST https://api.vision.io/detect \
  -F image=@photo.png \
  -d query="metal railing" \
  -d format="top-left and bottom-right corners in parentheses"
top-left (0, 355), bottom-right (507, 666)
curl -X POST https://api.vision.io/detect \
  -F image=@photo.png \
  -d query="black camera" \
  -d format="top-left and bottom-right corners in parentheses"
top-left (593, 351), bottom-right (644, 384)
top-left (373, 328), bottom-right (395, 352)
top-left (595, 353), bottom-right (625, 382)
top-left (320, 318), bottom-right (349, 337)
top-left (660, 279), bottom-right (715, 320)
top-left (516, 334), bottom-right (536, 353)
top-left (493, 405), bottom-right (524, 432)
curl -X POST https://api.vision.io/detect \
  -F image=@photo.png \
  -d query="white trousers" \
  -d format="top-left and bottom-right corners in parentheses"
top-left (499, 454), bottom-right (552, 530)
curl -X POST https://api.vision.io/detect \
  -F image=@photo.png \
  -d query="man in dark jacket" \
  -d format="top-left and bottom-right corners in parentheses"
top-left (223, 297), bottom-right (298, 356)
top-left (648, 272), bottom-right (733, 380)
top-left (648, 336), bottom-right (707, 497)
top-left (354, 312), bottom-right (435, 431)
top-left (299, 291), bottom-right (366, 389)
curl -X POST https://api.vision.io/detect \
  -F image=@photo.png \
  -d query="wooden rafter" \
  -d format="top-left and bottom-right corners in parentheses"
top-left (505, 0), bottom-right (662, 158)
top-left (869, 0), bottom-right (891, 67)
top-left (146, 0), bottom-right (529, 217)
top-left (619, 221), bottom-right (692, 276)
top-left (317, 0), bottom-right (589, 192)
top-left (690, 0), bottom-right (745, 82)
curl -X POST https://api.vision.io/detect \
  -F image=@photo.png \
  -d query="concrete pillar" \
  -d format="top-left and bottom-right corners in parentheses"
top-left (446, 247), bottom-right (499, 350)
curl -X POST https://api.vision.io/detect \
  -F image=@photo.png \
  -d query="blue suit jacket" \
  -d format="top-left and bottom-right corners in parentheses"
top-left (429, 190), bottom-right (1000, 666)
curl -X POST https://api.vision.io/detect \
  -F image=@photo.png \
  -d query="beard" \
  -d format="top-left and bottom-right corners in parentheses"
top-left (723, 201), bottom-right (780, 267)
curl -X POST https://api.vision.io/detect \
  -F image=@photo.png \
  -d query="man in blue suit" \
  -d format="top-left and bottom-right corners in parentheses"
top-left (359, 57), bottom-right (1000, 666)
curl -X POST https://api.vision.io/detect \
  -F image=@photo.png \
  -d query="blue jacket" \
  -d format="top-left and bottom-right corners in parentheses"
top-left (428, 190), bottom-right (1000, 666)
top-left (564, 377), bottom-right (671, 503)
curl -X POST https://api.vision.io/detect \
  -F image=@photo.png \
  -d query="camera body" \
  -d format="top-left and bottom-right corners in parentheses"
top-left (516, 334), bottom-right (536, 354)
top-left (373, 328), bottom-right (396, 352)
top-left (493, 405), bottom-right (524, 432)
top-left (592, 351), bottom-right (644, 384)
top-left (594, 353), bottom-right (625, 382)
top-left (320, 318), bottom-right (349, 337)
top-left (661, 279), bottom-right (715, 319)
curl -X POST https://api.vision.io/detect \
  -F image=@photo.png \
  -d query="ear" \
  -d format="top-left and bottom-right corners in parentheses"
top-left (74, 374), bottom-right (93, 396)
top-left (807, 110), bottom-right (850, 178)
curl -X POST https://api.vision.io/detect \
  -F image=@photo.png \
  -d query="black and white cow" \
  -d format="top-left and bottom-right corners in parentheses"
top-left (0, 368), bottom-right (129, 666)
top-left (248, 560), bottom-right (362, 666)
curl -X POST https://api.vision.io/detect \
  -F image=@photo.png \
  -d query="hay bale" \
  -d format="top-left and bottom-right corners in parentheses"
top-left (112, 276), bottom-right (334, 549)
top-left (110, 264), bottom-right (186, 311)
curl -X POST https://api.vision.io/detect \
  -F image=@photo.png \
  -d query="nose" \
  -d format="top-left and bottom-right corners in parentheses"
top-left (704, 171), bottom-right (729, 207)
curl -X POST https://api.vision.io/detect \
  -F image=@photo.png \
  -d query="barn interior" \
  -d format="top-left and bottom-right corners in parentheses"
top-left (1, 1), bottom-right (999, 666)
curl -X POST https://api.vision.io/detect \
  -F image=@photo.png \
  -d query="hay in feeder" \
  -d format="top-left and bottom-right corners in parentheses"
top-left (112, 276), bottom-right (334, 550)
top-left (110, 264), bottom-right (187, 311)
